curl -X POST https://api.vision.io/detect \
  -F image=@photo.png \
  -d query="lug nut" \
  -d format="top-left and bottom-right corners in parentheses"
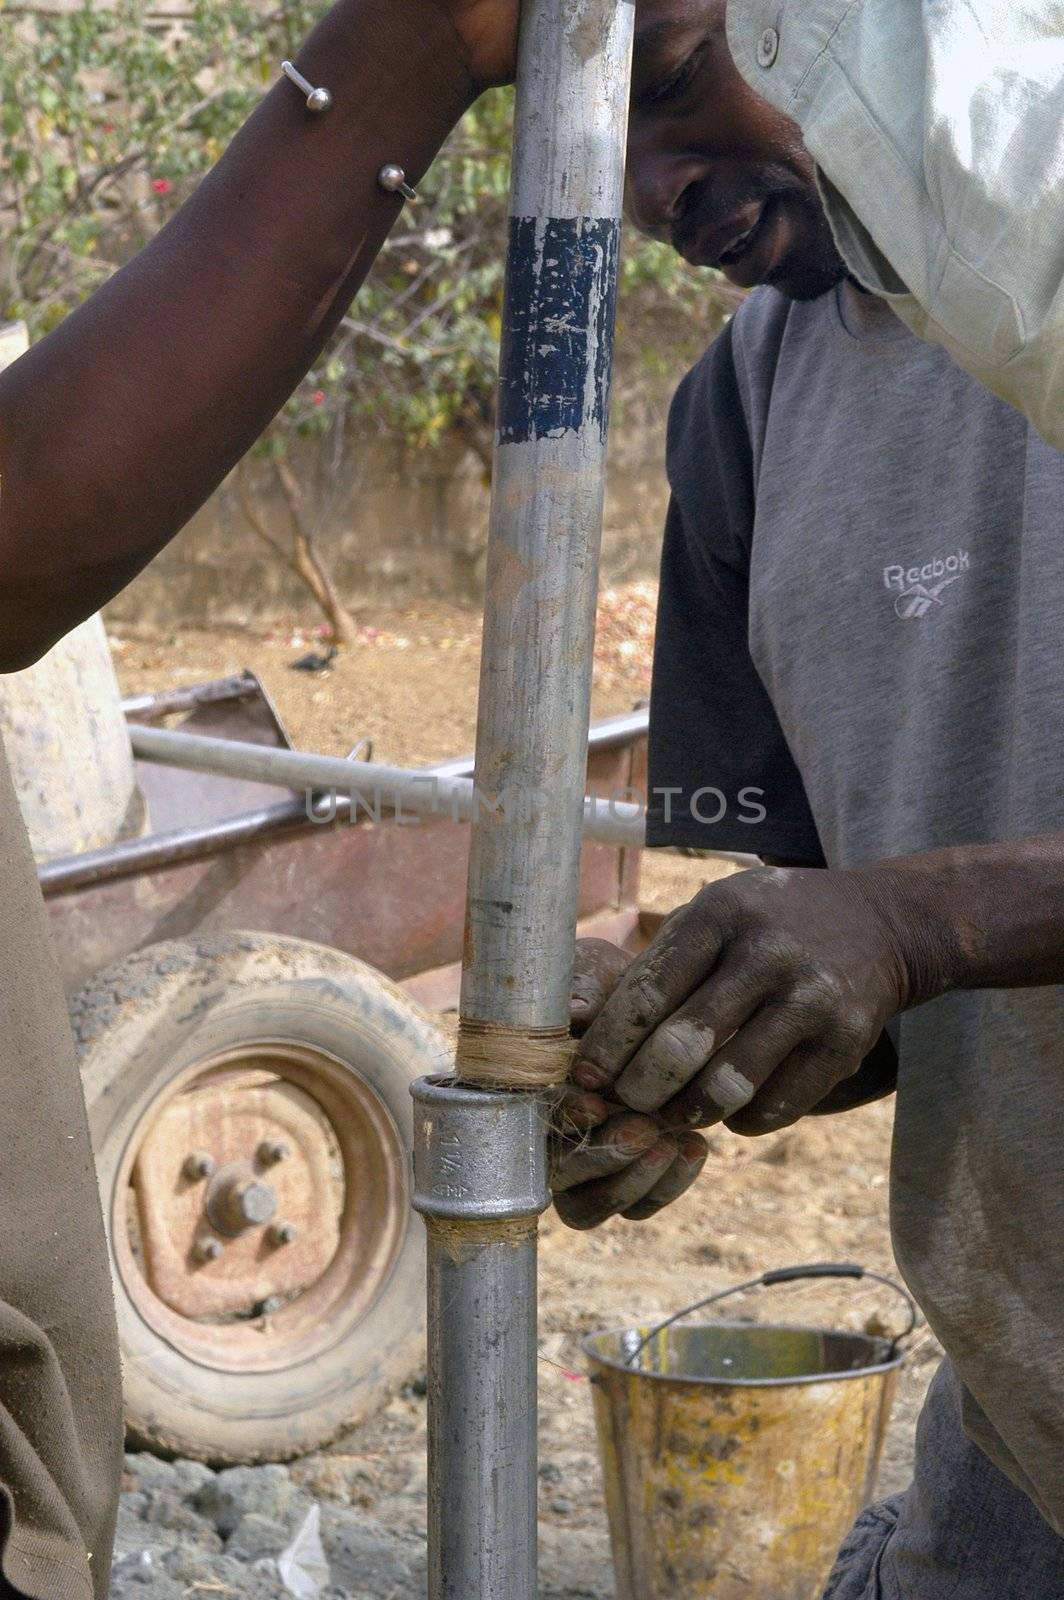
top-left (257, 1140), bottom-right (291, 1167)
top-left (182, 1152), bottom-right (216, 1182)
top-left (268, 1221), bottom-right (298, 1247)
top-left (193, 1236), bottom-right (224, 1263)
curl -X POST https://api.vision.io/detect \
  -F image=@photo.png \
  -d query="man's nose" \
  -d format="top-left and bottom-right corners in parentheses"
top-left (625, 145), bottom-right (708, 238)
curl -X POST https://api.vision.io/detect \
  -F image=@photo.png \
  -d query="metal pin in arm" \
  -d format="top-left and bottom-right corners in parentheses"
top-left (378, 164), bottom-right (418, 203)
top-left (279, 60), bottom-right (416, 202)
top-left (280, 60), bottom-right (333, 114)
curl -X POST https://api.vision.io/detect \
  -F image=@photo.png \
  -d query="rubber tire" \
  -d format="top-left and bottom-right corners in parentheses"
top-left (70, 931), bottom-right (449, 1465)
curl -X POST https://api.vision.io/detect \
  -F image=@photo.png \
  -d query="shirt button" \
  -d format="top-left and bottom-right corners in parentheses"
top-left (757, 26), bottom-right (780, 68)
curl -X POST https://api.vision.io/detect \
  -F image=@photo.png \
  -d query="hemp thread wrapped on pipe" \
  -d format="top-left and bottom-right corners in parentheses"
top-left (455, 1020), bottom-right (577, 1090)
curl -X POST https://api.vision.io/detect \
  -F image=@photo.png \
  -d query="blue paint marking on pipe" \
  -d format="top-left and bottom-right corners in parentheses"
top-left (497, 216), bottom-right (621, 445)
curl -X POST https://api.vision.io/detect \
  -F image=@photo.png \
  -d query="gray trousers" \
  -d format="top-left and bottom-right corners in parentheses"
top-left (823, 1362), bottom-right (1064, 1598)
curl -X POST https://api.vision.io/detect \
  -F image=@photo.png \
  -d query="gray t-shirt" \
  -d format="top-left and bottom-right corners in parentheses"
top-left (647, 280), bottom-right (1064, 1532)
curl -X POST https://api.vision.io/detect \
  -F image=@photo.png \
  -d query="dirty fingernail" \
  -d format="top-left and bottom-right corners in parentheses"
top-left (573, 1059), bottom-right (608, 1090)
top-left (556, 1102), bottom-right (599, 1132)
top-left (705, 1062), bottom-right (755, 1115)
top-left (572, 1092), bottom-right (609, 1123)
top-left (618, 1125), bottom-right (657, 1155)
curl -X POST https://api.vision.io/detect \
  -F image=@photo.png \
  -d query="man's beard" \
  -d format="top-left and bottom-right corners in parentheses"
top-left (768, 195), bottom-right (848, 302)
top-left (672, 169), bottom-right (848, 303)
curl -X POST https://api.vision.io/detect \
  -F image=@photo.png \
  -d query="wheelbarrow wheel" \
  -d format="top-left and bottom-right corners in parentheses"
top-left (70, 931), bottom-right (450, 1465)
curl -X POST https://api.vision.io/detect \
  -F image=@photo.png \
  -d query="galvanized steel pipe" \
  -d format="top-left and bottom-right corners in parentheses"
top-left (413, 4), bottom-right (635, 1597)
top-left (411, 1080), bottom-right (549, 1600)
top-left (460, 0), bottom-right (635, 1036)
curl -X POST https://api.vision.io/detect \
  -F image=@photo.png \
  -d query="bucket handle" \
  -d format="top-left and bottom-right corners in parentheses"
top-left (622, 1262), bottom-right (919, 1368)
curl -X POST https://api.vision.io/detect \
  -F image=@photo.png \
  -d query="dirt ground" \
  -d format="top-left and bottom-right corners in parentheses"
top-left (108, 586), bottom-right (939, 1594)
top-left (107, 584), bottom-right (659, 767)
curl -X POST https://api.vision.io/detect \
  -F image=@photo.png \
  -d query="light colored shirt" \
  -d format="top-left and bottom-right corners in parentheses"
top-left (726, 1), bottom-right (1064, 452)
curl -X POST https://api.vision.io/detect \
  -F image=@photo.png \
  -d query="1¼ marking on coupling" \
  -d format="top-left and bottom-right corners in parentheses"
top-left (438, 1133), bottom-right (463, 1176)
top-left (497, 215), bottom-right (621, 446)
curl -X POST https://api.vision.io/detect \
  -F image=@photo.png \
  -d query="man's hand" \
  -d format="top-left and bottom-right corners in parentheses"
top-left (573, 868), bottom-right (911, 1136)
top-left (551, 939), bottom-right (710, 1230)
top-left (552, 839), bottom-right (1064, 1224)
top-left (431, 0), bottom-right (520, 90)
top-left (550, 865), bottom-right (920, 1228)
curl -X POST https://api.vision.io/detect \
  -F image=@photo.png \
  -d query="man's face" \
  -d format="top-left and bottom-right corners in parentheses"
top-left (627, 0), bottom-right (846, 301)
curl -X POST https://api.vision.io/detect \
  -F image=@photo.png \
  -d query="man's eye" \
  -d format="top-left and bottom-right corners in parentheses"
top-left (642, 43), bottom-right (709, 108)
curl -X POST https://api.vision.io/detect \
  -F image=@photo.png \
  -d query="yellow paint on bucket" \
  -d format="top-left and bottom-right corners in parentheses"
top-left (584, 1319), bottom-right (903, 1600)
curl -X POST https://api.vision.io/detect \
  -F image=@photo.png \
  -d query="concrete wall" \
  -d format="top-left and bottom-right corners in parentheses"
top-left (103, 358), bottom-right (688, 629)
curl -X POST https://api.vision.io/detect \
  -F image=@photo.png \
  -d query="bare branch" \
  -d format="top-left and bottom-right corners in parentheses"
top-left (273, 459), bottom-right (360, 649)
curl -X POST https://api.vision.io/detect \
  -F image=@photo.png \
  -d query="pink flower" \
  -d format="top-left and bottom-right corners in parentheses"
top-left (102, 120), bottom-right (115, 134)
top-left (312, 389), bottom-right (326, 407)
top-left (151, 177), bottom-right (172, 195)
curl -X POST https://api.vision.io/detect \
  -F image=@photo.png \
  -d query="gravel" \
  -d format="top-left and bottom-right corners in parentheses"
top-left (112, 1454), bottom-right (430, 1600)
top-left (112, 1431), bottom-right (620, 1599)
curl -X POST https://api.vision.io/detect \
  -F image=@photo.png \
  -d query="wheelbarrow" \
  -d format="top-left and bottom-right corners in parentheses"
top-left (1, 617), bottom-right (662, 1465)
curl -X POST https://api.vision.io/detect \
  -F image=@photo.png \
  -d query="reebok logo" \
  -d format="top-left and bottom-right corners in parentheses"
top-left (883, 548), bottom-right (971, 620)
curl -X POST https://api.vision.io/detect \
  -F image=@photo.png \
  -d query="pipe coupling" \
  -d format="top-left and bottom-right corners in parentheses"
top-left (410, 1075), bottom-right (550, 1222)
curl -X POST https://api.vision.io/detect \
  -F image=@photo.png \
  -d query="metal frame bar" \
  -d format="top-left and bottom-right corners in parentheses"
top-left (119, 672), bottom-right (263, 721)
top-left (127, 722), bottom-right (645, 846)
top-left (39, 711), bottom-right (701, 896)
top-left (412, 5), bottom-right (636, 1594)
top-left (39, 716), bottom-right (656, 896)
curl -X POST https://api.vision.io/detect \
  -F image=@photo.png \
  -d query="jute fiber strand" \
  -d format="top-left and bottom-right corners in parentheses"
top-left (455, 1020), bottom-right (577, 1090)
top-left (427, 1216), bottom-right (538, 1263)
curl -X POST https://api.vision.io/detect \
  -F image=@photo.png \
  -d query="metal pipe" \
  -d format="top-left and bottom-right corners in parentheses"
top-left (128, 722), bottom-right (645, 847)
top-left (411, 1080), bottom-right (549, 1600)
top-left (414, 5), bottom-right (635, 1597)
top-left (429, 706), bottom-right (657, 773)
top-left (38, 786), bottom-right (756, 897)
top-left (38, 795), bottom-right (314, 894)
top-left (42, 711), bottom-right (679, 896)
top-left (459, 0), bottom-right (635, 1035)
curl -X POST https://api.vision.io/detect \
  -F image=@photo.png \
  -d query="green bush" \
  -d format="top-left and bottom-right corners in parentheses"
top-left (0, 0), bottom-right (731, 458)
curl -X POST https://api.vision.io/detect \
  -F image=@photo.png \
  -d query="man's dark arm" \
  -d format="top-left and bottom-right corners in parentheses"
top-left (0, 0), bottom-right (511, 668)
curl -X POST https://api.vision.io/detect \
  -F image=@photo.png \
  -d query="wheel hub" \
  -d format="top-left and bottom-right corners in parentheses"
top-left (132, 1066), bottom-right (342, 1319)
top-left (205, 1166), bottom-right (278, 1236)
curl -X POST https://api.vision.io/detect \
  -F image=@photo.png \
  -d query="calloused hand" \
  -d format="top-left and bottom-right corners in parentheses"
top-left (551, 863), bottom-right (914, 1228)
top-left (572, 867), bottom-right (909, 1136)
top-left (551, 939), bottom-right (710, 1231)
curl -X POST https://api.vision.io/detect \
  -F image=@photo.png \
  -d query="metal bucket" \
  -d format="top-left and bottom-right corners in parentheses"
top-left (584, 1265), bottom-right (913, 1600)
